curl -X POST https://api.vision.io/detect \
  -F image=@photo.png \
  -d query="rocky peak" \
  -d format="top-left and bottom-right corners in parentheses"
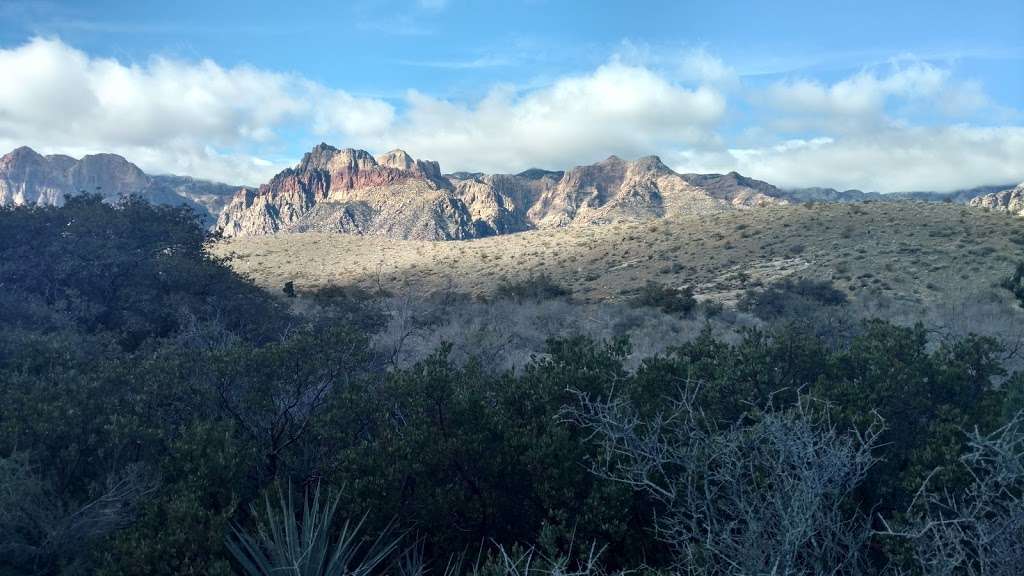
top-left (69, 153), bottom-right (151, 194)
top-left (296, 145), bottom-right (370, 173)
top-left (76, 153), bottom-right (147, 175)
top-left (516, 168), bottom-right (564, 181)
top-left (559, 154), bottom-right (671, 196)
top-left (219, 143), bottom-right (469, 239)
top-left (1, 146), bottom-right (46, 173)
top-left (6, 146), bottom-right (44, 161)
top-left (629, 155), bottom-right (672, 176)
top-left (970, 183), bottom-right (1024, 216)
top-left (680, 171), bottom-right (786, 207)
top-left (377, 149), bottom-right (416, 170)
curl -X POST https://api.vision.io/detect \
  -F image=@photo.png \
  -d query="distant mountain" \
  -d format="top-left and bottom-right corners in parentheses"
top-left (783, 187), bottom-right (884, 203)
top-left (969, 183), bottom-right (1024, 216)
top-left (0, 146), bottom-right (239, 224)
top-left (893, 184), bottom-right (1015, 204)
top-left (679, 171), bottom-right (789, 206)
top-left (5, 143), bottom-right (1013, 240)
top-left (781, 183), bottom-right (1013, 204)
top-left (149, 174), bottom-right (241, 220)
top-left (218, 144), bottom-right (791, 240)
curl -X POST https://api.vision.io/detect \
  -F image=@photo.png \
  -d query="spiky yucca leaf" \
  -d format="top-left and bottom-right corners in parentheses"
top-left (226, 483), bottom-right (400, 576)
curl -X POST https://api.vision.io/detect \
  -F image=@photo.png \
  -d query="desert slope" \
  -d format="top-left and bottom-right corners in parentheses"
top-left (214, 201), bottom-right (1024, 307)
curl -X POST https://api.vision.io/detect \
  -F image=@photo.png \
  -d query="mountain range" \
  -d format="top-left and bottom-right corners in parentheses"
top-left (0, 146), bottom-right (238, 224)
top-left (2, 144), bottom-right (1020, 239)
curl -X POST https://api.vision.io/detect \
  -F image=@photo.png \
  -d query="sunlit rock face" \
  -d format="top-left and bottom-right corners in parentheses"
top-left (217, 143), bottom-right (791, 240)
top-left (970, 183), bottom-right (1024, 217)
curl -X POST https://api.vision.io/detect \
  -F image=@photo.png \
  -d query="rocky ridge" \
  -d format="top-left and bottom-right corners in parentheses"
top-left (218, 144), bottom-right (792, 240)
top-left (216, 144), bottom-right (478, 240)
top-left (969, 183), bottom-right (1024, 216)
top-left (5, 143), bottom-right (1015, 241)
top-left (0, 146), bottom-right (238, 224)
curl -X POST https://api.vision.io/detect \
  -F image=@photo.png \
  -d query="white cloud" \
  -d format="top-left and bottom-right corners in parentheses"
top-left (0, 37), bottom-right (1018, 193)
top-left (766, 62), bottom-right (946, 115)
top-left (677, 48), bottom-right (739, 89)
top-left (312, 89), bottom-right (395, 138)
top-left (0, 37), bottom-right (387, 184)
top-left (317, 59), bottom-right (727, 173)
top-left (682, 126), bottom-right (1024, 192)
top-left (760, 60), bottom-right (991, 134)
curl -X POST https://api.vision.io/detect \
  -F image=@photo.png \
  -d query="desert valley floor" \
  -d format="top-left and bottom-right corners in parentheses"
top-left (215, 202), bottom-right (1024, 307)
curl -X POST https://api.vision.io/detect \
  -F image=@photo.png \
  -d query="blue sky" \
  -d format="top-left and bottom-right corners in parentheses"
top-left (0, 0), bottom-right (1021, 191)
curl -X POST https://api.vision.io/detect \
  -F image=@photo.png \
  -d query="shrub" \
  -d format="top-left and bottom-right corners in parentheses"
top-left (881, 411), bottom-right (1024, 574)
top-left (632, 282), bottom-right (697, 316)
top-left (494, 273), bottom-right (570, 301)
top-left (738, 277), bottom-right (848, 320)
top-left (305, 284), bottom-right (387, 331)
top-left (1001, 262), bottom-right (1024, 307)
top-left (565, 391), bottom-right (883, 574)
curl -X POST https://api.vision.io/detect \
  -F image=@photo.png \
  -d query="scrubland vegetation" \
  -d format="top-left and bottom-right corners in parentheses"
top-left (1, 196), bottom-right (1023, 574)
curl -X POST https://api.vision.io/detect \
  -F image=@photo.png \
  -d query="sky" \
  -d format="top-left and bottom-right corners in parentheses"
top-left (0, 0), bottom-right (1021, 192)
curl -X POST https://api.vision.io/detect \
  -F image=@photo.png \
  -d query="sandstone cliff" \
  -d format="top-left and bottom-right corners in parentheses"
top-left (529, 155), bottom-right (749, 228)
top-left (970, 183), bottom-right (1024, 216)
top-left (217, 144), bottom-right (478, 240)
top-left (0, 146), bottom-right (237, 224)
top-left (217, 145), bottom-right (791, 240)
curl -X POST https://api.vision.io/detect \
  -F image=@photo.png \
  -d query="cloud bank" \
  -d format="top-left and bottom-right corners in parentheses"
top-left (0, 37), bottom-right (1019, 191)
top-left (349, 59), bottom-right (727, 173)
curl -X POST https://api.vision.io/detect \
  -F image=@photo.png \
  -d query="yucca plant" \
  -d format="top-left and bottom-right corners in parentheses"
top-left (226, 483), bottom-right (401, 576)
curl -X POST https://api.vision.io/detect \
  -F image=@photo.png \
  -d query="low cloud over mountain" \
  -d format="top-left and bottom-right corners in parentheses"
top-left (0, 37), bottom-right (1019, 192)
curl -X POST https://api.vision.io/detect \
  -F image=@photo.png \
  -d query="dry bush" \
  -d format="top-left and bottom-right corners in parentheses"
top-left (880, 411), bottom-right (1024, 576)
top-left (563, 389), bottom-right (883, 575)
top-left (372, 292), bottom-right (756, 371)
top-left (0, 454), bottom-right (153, 575)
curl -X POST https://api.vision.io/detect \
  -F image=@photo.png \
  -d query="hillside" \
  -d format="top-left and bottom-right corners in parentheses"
top-left (214, 201), bottom-right (1024, 306)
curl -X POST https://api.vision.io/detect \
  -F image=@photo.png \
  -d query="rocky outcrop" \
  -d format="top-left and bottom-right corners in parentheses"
top-left (528, 156), bottom-right (752, 228)
top-left (217, 144), bottom-right (479, 240)
top-left (1, 147), bottom-right (87, 206)
top-left (217, 145), bottom-right (794, 240)
top-left (970, 183), bottom-right (1024, 216)
top-left (680, 171), bottom-right (790, 207)
top-left (448, 170), bottom-right (560, 235)
top-left (0, 146), bottom-right (238, 224)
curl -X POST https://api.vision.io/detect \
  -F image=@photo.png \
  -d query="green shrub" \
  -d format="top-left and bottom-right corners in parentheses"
top-left (1001, 262), bottom-right (1024, 307)
top-left (1, 195), bottom-right (1020, 575)
top-left (738, 277), bottom-right (847, 320)
top-left (632, 282), bottom-right (697, 316)
top-left (494, 273), bottom-right (570, 301)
